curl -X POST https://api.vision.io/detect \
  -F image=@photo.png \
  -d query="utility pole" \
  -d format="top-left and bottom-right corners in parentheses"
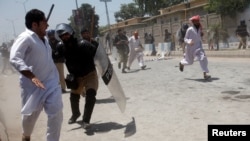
top-left (6, 19), bottom-right (17, 38)
top-left (100, 0), bottom-right (112, 54)
top-left (16, 0), bottom-right (29, 14)
top-left (184, 0), bottom-right (190, 20)
top-left (100, 0), bottom-right (111, 30)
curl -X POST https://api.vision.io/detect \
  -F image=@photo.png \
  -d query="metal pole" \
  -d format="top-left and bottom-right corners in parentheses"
top-left (16, 0), bottom-right (28, 14)
top-left (6, 19), bottom-right (17, 38)
top-left (100, 0), bottom-right (112, 30)
top-left (104, 1), bottom-right (111, 30)
top-left (101, 0), bottom-right (112, 53)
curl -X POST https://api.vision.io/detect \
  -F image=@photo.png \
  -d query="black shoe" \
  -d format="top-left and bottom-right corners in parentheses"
top-left (118, 62), bottom-right (121, 69)
top-left (22, 136), bottom-right (30, 141)
top-left (122, 69), bottom-right (127, 73)
top-left (179, 62), bottom-right (184, 72)
top-left (82, 122), bottom-right (91, 129)
top-left (68, 113), bottom-right (81, 124)
top-left (204, 75), bottom-right (211, 80)
top-left (141, 65), bottom-right (146, 69)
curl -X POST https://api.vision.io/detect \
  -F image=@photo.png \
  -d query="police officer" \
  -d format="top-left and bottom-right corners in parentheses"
top-left (47, 29), bottom-right (66, 93)
top-left (80, 28), bottom-right (99, 49)
top-left (235, 20), bottom-right (250, 49)
top-left (55, 23), bottom-right (98, 129)
top-left (177, 23), bottom-right (189, 53)
top-left (113, 29), bottom-right (129, 73)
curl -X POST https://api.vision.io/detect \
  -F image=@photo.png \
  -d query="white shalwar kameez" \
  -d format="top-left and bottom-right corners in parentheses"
top-left (127, 36), bottom-right (145, 68)
top-left (10, 29), bottom-right (63, 141)
top-left (180, 25), bottom-right (209, 73)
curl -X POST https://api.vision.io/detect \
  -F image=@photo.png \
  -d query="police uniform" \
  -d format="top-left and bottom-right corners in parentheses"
top-left (55, 23), bottom-right (98, 127)
top-left (113, 29), bottom-right (129, 73)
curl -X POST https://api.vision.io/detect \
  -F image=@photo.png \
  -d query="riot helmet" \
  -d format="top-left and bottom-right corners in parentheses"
top-left (182, 23), bottom-right (189, 31)
top-left (55, 23), bottom-right (74, 38)
top-left (55, 23), bottom-right (74, 41)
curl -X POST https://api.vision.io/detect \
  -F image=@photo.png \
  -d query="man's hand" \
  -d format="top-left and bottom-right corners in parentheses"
top-left (31, 77), bottom-right (45, 89)
top-left (189, 40), bottom-right (194, 46)
top-left (20, 70), bottom-right (45, 89)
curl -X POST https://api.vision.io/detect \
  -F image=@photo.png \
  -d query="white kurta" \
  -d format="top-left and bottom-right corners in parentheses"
top-left (10, 29), bottom-right (63, 140)
top-left (10, 29), bottom-right (63, 115)
top-left (128, 36), bottom-right (145, 68)
top-left (180, 25), bottom-right (209, 73)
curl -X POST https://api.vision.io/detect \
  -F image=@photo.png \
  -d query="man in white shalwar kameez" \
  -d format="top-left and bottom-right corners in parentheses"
top-left (179, 15), bottom-right (211, 80)
top-left (9, 9), bottom-right (63, 141)
top-left (127, 31), bottom-right (147, 70)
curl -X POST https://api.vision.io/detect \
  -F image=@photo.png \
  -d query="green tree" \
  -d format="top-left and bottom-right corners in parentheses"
top-left (69, 3), bottom-right (99, 38)
top-left (205, 0), bottom-right (250, 17)
top-left (114, 0), bottom-right (184, 22)
top-left (114, 3), bottom-right (141, 22)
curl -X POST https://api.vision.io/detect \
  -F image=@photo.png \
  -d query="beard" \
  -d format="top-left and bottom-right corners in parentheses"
top-left (194, 23), bottom-right (200, 30)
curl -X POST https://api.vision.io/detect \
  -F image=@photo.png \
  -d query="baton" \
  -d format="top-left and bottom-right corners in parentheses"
top-left (47, 4), bottom-right (55, 21)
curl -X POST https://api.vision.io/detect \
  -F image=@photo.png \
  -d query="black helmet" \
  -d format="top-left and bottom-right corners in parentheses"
top-left (55, 23), bottom-right (74, 37)
top-left (47, 29), bottom-right (55, 36)
top-left (182, 23), bottom-right (189, 31)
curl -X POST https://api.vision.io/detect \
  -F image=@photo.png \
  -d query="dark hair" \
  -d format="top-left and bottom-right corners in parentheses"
top-left (25, 9), bottom-right (45, 29)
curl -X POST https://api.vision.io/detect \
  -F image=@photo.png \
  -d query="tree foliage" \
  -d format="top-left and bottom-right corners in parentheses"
top-left (114, 0), bottom-right (184, 22)
top-left (205, 0), bottom-right (250, 17)
top-left (69, 3), bottom-right (99, 38)
top-left (114, 3), bottom-right (141, 22)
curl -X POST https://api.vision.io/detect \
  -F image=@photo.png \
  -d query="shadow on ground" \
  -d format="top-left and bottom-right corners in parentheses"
top-left (68, 117), bottom-right (136, 137)
top-left (96, 96), bottom-right (130, 104)
top-left (185, 77), bottom-right (219, 82)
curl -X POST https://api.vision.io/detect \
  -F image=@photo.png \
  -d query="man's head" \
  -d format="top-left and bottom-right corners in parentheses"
top-left (190, 15), bottom-right (200, 26)
top-left (81, 28), bottom-right (91, 41)
top-left (25, 9), bottom-right (48, 38)
top-left (133, 30), bottom-right (139, 39)
top-left (55, 23), bottom-right (74, 42)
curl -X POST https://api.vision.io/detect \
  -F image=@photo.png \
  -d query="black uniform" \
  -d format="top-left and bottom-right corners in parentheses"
top-left (49, 39), bottom-right (65, 63)
top-left (58, 36), bottom-right (98, 125)
top-left (113, 32), bottom-right (129, 73)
